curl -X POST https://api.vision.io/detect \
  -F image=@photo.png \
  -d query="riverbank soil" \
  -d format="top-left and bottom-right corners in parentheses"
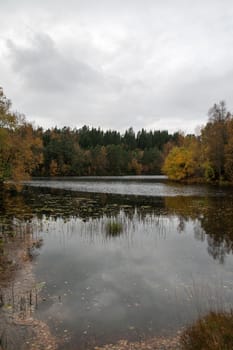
top-left (93, 333), bottom-right (182, 350)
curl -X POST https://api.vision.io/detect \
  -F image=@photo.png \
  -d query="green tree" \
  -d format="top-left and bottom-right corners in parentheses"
top-left (90, 146), bottom-right (107, 175)
top-left (123, 127), bottom-right (136, 150)
top-left (141, 147), bottom-right (162, 174)
top-left (106, 145), bottom-right (129, 175)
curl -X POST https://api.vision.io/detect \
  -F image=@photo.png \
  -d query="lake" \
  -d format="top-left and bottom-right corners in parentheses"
top-left (1, 176), bottom-right (233, 349)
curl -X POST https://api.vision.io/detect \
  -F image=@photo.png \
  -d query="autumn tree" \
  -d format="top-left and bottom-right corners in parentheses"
top-left (201, 101), bottom-right (230, 180)
top-left (162, 101), bottom-right (233, 183)
top-left (127, 149), bottom-right (143, 175)
top-left (162, 145), bottom-right (198, 180)
top-left (10, 122), bottom-right (43, 182)
top-left (0, 88), bottom-right (43, 187)
top-left (224, 118), bottom-right (233, 181)
top-left (90, 146), bottom-right (107, 175)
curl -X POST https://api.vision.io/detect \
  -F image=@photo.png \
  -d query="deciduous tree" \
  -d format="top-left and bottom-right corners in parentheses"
top-left (0, 88), bottom-right (43, 187)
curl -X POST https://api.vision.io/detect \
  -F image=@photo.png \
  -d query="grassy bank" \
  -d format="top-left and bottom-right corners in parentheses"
top-left (181, 311), bottom-right (233, 350)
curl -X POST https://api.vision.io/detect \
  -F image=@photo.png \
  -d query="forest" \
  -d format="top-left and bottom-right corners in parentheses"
top-left (1, 87), bottom-right (233, 185)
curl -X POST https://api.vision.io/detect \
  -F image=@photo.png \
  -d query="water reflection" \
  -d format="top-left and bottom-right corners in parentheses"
top-left (164, 196), bottom-right (233, 263)
top-left (0, 185), bottom-right (233, 349)
top-left (15, 187), bottom-right (233, 264)
top-left (26, 176), bottom-right (228, 197)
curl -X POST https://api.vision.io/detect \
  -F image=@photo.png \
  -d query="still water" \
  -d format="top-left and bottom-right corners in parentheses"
top-left (2, 177), bottom-right (233, 349)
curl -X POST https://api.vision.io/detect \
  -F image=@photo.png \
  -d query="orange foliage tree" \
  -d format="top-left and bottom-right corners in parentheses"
top-left (162, 145), bottom-right (198, 180)
top-left (0, 88), bottom-right (43, 187)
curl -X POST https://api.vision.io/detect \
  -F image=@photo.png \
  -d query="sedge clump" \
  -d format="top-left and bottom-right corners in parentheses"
top-left (181, 311), bottom-right (233, 350)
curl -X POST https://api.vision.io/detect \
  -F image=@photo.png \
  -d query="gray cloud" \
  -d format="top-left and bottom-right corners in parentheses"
top-left (1, 0), bottom-right (233, 132)
top-left (6, 33), bottom-right (102, 92)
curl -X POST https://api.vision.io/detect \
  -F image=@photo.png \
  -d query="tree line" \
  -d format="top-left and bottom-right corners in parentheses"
top-left (38, 125), bottom-right (180, 177)
top-left (0, 88), bottom-right (178, 184)
top-left (1, 87), bottom-right (233, 185)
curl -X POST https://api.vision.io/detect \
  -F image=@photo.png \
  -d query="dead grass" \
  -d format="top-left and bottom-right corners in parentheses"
top-left (180, 311), bottom-right (233, 350)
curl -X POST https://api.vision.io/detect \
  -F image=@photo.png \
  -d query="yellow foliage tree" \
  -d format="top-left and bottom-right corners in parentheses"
top-left (162, 146), bottom-right (197, 180)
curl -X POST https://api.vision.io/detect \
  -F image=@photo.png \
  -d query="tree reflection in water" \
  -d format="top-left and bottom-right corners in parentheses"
top-left (165, 196), bottom-right (233, 263)
top-left (1, 187), bottom-right (233, 268)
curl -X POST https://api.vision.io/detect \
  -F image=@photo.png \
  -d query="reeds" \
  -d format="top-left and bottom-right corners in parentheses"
top-left (105, 220), bottom-right (123, 237)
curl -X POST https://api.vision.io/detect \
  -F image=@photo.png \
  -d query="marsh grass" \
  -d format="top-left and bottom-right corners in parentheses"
top-left (179, 278), bottom-right (233, 350)
top-left (105, 220), bottom-right (123, 237)
top-left (181, 310), bottom-right (233, 350)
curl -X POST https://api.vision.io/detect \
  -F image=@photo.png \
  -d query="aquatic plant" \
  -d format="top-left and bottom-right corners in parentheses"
top-left (105, 220), bottom-right (123, 237)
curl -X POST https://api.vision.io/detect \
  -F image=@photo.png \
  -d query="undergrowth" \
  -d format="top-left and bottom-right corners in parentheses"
top-left (181, 311), bottom-right (233, 350)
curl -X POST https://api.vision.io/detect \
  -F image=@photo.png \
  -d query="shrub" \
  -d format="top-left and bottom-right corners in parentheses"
top-left (181, 311), bottom-right (233, 350)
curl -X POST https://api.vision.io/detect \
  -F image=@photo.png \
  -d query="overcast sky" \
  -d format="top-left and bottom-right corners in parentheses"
top-left (1, 0), bottom-right (233, 133)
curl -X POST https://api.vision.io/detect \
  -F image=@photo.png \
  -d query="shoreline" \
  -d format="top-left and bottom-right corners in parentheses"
top-left (0, 233), bottom-right (57, 350)
top-left (93, 333), bottom-right (182, 350)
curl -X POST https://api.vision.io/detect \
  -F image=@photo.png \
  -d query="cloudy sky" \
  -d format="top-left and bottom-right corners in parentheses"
top-left (1, 0), bottom-right (233, 133)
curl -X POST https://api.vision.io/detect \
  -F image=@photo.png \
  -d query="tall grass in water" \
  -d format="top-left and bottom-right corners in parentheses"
top-left (105, 220), bottom-right (123, 237)
top-left (181, 310), bottom-right (233, 350)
